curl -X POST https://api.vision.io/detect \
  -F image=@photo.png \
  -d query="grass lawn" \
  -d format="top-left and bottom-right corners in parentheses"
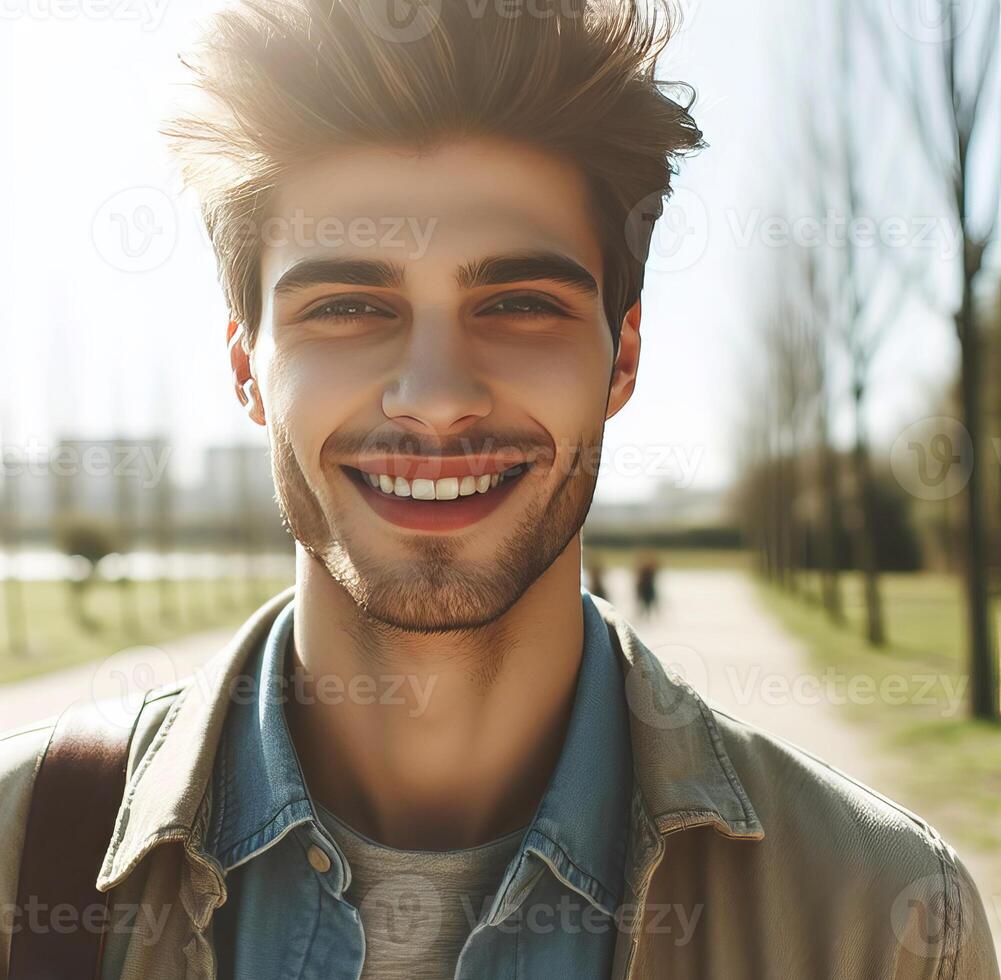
top-left (0, 575), bottom-right (293, 685)
top-left (757, 571), bottom-right (1001, 852)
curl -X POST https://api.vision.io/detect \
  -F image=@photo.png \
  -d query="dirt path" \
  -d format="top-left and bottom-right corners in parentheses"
top-left (601, 566), bottom-right (1001, 960)
top-left (0, 628), bottom-right (232, 731)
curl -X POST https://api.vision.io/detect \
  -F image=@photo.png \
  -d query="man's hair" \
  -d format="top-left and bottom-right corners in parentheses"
top-left (164, 0), bottom-right (703, 357)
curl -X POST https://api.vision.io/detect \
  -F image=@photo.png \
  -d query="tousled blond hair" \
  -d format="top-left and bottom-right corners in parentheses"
top-left (164, 0), bottom-right (703, 354)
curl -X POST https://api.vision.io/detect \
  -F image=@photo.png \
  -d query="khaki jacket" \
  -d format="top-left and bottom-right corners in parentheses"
top-left (1, 588), bottom-right (997, 979)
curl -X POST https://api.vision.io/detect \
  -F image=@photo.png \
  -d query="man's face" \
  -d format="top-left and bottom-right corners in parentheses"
top-left (251, 138), bottom-right (637, 632)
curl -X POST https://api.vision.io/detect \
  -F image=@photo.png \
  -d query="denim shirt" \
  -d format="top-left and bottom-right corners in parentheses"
top-left (204, 589), bottom-right (634, 979)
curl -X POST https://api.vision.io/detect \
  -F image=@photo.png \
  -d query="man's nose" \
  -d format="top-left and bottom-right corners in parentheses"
top-left (382, 310), bottom-right (492, 436)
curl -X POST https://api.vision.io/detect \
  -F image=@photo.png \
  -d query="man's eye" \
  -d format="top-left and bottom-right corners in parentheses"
top-left (302, 298), bottom-right (393, 321)
top-left (480, 295), bottom-right (565, 318)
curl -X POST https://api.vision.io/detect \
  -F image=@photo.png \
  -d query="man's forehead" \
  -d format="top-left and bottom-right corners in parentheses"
top-left (271, 138), bottom-right (589, 206)
top-left (261, 215), bottom-right (599, 282)
top-left (262, 140), bottom-right (602, 274)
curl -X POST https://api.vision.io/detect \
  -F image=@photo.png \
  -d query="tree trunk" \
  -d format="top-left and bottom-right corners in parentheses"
top-left (0, 470), bottom-right (28, 656)
top-left (958, 299), bottom-right (1000, 720)
top-left (820, 437), bottom-right (845, 623)
top-left (3, 574), bottom-right (27, 656)
top-left (787, 444), bottom-right (800, 597)
top-left (852, 383), bottom-right (885, 646)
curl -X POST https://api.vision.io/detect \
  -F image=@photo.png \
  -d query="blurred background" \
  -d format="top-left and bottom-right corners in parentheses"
top-left (1, 0), bottom-right (999, 955)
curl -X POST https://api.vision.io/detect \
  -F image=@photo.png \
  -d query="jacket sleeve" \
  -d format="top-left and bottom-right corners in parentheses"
top-left (893, 847), bottom-right (1000, 980)
top-left (950, 853), bottom-right (1000, 980)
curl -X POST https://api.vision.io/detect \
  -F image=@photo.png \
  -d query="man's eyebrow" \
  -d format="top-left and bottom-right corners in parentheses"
top-left (457, 252), bottom-right (598, 294)
top-left (273, 258), bottom-right (405, 294)
top-left (272, 251), bottom-right (598, 296)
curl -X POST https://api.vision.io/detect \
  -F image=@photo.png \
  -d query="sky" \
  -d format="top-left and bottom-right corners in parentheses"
top-left (0, 0), bottom-right (995, 504)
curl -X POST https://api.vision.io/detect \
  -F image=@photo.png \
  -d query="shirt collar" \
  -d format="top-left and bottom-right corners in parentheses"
top-left (202, 590), bottom-right (634, 915)
top-left (203, 598), bottom-right (315, 871)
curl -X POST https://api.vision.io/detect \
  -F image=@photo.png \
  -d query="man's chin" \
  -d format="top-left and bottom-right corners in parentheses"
top-left (317, 541), bottom-right (529, 634)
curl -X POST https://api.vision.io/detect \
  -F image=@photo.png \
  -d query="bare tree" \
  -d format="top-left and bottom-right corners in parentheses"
top-left (736, 261), bottom-right (825, 593)
top-left (795, 92), bottom-right (848, 624)
top-left (858, 0), bottom-right (1000, 718)
top-left (114, 437), bottom-right (140, 635)
top-left (796, 244), bottom-right (846, 622)
top-left (786, 0), bottom-right (900, 644)
top-left (0, 450), bottom-right (28, 657)
top-left (731, 347), bottom-right (781, 582)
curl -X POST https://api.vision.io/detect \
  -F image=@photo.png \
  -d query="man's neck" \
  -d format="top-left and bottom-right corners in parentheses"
top-left (284, 541), bottom-right (586, 850)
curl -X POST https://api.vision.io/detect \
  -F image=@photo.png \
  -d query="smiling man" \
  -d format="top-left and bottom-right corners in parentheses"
top-left (1, 0), bottom-right (999, 978)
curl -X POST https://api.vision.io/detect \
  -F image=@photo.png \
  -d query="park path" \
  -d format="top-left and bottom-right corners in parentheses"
top-left (601, 566), bottom-right (1001, 961)
top-left (600, 567), bottom-right (889, 775)
top-left (0, 628), bottom-right (233, 732)
top-left (1, 568), bottom-right (998, 958)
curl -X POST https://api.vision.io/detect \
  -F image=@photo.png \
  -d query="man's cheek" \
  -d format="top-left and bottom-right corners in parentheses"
top-left (273, 366), bottom-right (343, 435)
top-left (267, 396), bottom-right (329, 485)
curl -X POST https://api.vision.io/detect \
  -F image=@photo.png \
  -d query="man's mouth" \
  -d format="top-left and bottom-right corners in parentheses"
top-left (339, 461), bottom-right (534, 532)
top-left (341, 462), bottom-right (531, 501)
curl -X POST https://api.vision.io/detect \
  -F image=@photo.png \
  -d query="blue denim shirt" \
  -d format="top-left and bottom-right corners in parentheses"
top-left (205, 589), bottom-right (633, 979)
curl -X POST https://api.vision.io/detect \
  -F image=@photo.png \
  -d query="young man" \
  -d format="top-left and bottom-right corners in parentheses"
top-left (1, 0), bottom-right (998, 977)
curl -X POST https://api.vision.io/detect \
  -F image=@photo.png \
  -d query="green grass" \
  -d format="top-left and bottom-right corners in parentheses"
top-left (790, 570), bottom-right (968, 670)
top-left (0, 576), bottom-right (293, 685)
top-left (757, 571), bottom-right (1001, 852)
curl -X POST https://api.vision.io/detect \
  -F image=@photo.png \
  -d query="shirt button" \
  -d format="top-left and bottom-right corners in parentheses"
top-left (307, 844), bottom-right (332, 873)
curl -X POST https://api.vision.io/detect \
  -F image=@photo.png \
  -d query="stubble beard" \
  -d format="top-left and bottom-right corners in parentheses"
top-left (270, 421), bottom-right (603, 634)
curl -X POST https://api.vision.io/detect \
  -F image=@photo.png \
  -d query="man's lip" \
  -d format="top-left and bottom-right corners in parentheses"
top-left (347, 454), bottom-right (535, 481)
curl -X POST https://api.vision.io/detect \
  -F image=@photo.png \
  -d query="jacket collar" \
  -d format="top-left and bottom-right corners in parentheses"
top-left (98, 585), bottom-right (763, 894)
top-left (97, 588), bottom-right (296, 891)
top-left (589, 593), bottom-right (764, 842)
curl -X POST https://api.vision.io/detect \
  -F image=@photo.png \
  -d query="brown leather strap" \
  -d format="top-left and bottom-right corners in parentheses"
top-left (9, 694), bottom-right (147, 980)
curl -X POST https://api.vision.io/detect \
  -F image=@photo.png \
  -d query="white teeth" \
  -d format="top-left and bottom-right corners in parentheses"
top-left (411, 478), bottom-right (436, 500)
top-left (435, 477), bottom-right (459, 500)
top-left (360, 467), bottom-right (524, 500)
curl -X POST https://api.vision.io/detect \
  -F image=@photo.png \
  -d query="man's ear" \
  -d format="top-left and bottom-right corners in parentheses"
top-left (606, 298), bottom-right (641, 421)
top-left (227, 320), bottom-right (266, 426)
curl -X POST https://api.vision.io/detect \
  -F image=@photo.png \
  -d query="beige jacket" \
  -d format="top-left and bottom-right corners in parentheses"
top-left (1, 588), bottom-right (997, 979)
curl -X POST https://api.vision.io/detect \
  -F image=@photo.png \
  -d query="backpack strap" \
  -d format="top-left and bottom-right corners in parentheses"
top-left (8, 693), bottom-right (148, 980)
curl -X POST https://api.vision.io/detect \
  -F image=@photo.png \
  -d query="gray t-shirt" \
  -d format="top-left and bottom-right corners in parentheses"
top-left (316, 802), bottom-right (526, 979)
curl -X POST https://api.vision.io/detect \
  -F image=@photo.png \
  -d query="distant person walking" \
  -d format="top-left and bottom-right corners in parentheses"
top-left (635, 556), bottom-right (660, 618)
top-left (585, 559), bottom-right (607, 600)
